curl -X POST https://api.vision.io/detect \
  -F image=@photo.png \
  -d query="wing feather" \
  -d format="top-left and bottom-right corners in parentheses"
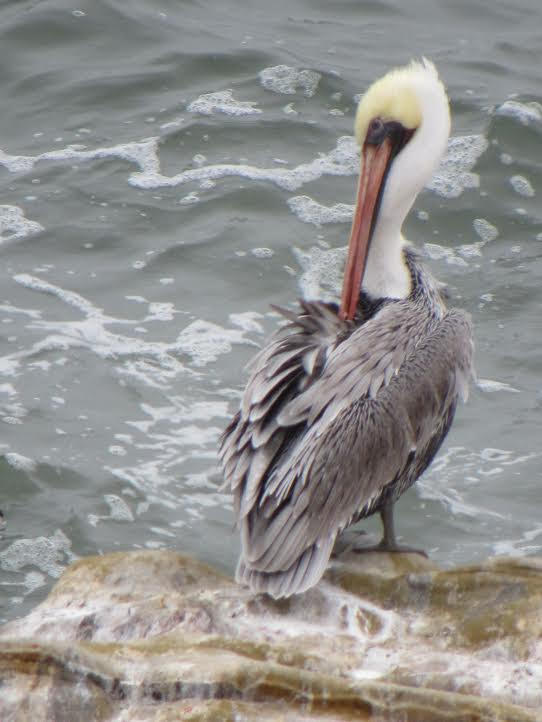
top-left (238, 431), bottom-right (285, 518)
top-left (219, 299), bottom-right (347, 519)
top-left (220, 293), bottom-right (474, 598)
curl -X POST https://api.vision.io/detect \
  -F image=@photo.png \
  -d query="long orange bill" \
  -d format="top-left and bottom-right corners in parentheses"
top-left (339, 137), bottom-right (393, 321)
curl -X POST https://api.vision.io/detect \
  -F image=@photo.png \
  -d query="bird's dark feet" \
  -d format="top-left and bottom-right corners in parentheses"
top-left (351, 539), bottom-right (428, 557)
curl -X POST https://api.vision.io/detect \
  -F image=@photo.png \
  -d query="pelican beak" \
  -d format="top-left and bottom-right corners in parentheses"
top-left (339, 137), bottom-right (393, 321)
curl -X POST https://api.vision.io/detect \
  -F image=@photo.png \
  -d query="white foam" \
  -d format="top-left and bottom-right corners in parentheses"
top-left (143, 302), bottom-right (177, 322)
top-left (88, 501), bottom-right (132, 527)
top-left (0, 383), bottom-right (16, 397)
top-left (141, 399), bottom-right (229, 426)
top-left (251, 247), bottom-right (274, 258)
top-left (423, 243), bottom-right (468, 267)
top-left (473, 218), bottom-right (499, 243)
top-left (492, 524), bottom-right (542, 556)
top-left (9, 274), bottom-right (258, 387)
top-left (457, 241), bottom-right (485, 259)
top-left (428, 135), bottom-right (488, 199)
top-left (23, 571), bottom-right (46, 593)
top-left (495, 100), bottom-right (542, 126)
top-left (4, 453), bottom-right (36, 473)
top-left (105, 403), bottom-right (227, 502)
top-left (129, 131), bottom-right (484, 219)
top-left (149, 525), bottom-right (176, 538)
top-left (229, 312), bottom-right (265, 334)
top-left (14, 273), bottom-right (101, 317)
top-left (292, 245), bottom-right (346, 301)
top-left (108, 445), bottom-right (127, 456)
top-left (287, 195), bottom-right (353, 226)
top-left (476, 378), bottom-right (521, 394)
top-left (2, 416), bottom-right (23, 425)
top-left (187, 90), bottom-right (261, 116)
top-left (509, 174), bottom-right (535, 198)
top-left (419, 445), bottom-right (538, 526)
top-left (418, 448), bottom-right (503, 519)
top-left (43, 138), bottom-right (161, 180)
top-left (180, 192), bottom-right (199, 205)
top-left (160, 119), bottom-right (183, 131)
top-left (173, 319), bottom-right (258, 367)
top-left (105, 494), bottom-right (134, 521)
top-left (0, 150), bottom-right (35, 173)
top-left (0, 138), bottom-right (161, 186)
top-left (0, 205), bottom-right (43, 243)
top-left (259, 65), bottom-right (321, 97)
top-left (0, 303), bottom-right (41, 321)
top-left (1, 132), bottom-right (484, 214)
top-left (0, 529), bottom-right (73, 579)
top-left (0, 358), bottom-right (21, 377)
top-left (192, 153), bottom-right (206, 167)
top-left (0, 385), bottom-right (28, 424)
top-left (88, 494), bottom-right (134, 527)
top-left (129, 135), bottom-right (359, 191)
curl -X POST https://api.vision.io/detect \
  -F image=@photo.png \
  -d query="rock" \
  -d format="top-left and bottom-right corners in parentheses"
top-left (0, 549), bottom-right (541, 721)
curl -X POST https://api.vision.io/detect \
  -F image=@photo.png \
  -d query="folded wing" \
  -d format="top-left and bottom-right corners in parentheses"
top-left (220, 299), bottom-right (473, 597)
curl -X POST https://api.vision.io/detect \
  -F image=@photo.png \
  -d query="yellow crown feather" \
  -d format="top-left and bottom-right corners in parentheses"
top-left (354, 59), bottom-right (444, 145)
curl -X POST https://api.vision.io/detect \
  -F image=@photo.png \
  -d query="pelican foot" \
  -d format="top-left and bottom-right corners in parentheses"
top-left (351, 540), bottom-right (428, 557)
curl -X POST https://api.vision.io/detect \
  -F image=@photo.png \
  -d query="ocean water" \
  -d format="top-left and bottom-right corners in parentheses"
top-left (1, 0), bottom-right (542, 622)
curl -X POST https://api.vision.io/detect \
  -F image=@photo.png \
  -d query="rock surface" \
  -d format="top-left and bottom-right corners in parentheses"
top-left (0, 549), bottom-right (541, 721)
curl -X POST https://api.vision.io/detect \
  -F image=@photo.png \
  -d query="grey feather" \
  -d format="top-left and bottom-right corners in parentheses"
top-left (219, 247), bottom-right (474, 598)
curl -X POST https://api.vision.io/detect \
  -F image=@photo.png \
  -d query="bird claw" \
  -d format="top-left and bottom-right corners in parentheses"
top-left (351, 540), bottom-right (428, 557)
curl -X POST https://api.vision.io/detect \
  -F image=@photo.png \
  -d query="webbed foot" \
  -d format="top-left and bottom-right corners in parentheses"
top-left (351, 539), bottom-right (427, 557)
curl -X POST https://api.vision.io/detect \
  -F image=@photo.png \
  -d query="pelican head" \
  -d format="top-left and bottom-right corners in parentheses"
top-left (340, 59), bottom-right (451, 319)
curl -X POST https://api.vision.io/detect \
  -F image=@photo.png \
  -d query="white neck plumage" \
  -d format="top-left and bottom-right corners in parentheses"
top-left (362, 227), bottom-right (410, 300)
top-left (361, 73), bottom-right (450, 301)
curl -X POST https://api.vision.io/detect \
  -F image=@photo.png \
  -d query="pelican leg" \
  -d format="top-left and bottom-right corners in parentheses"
top-left (376, 501), bottom-right (427, 555)
top-left (351, 501), bottom-right (428, 556)
top-left (379, 500), bottom-right (399, 548)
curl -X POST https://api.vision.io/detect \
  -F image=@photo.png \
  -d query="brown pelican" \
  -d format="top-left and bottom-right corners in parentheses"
top-left (219, 59), bottom-right (474, 598)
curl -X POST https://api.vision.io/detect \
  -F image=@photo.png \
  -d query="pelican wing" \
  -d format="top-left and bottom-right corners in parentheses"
top-left (219, 301), bottom-right (347, 515)
top-left (223, 299), bottom-right (473, 598)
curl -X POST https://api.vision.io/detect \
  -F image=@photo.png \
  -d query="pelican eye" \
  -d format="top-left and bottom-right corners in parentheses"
top-left (366, 117), bottom-right (386, 145)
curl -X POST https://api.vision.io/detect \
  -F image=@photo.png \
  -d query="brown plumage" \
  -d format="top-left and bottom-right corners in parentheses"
top-left (220, 248), bottom-right (472, 597)
top-left (219, 59), bottom-right (474, 597)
